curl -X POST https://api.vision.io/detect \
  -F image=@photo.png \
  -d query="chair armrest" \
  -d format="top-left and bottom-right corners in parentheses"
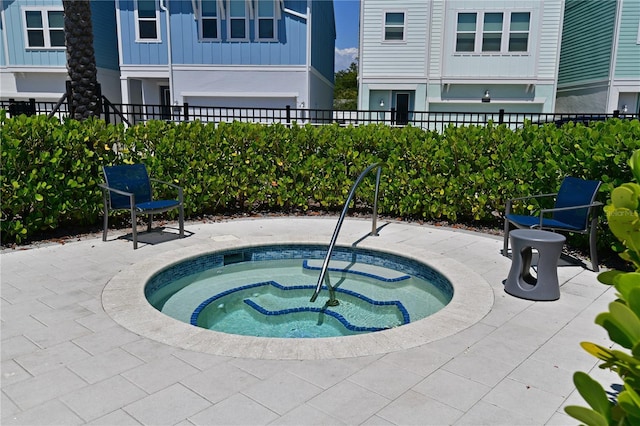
top-left (98, 183), bottom-right (134, 198)
top-left (538, 201), bottom-right (603, 227)
top-left (149, 178), bottom-right (183, 203)
top-left (506, 192), bottom-right (557, 215)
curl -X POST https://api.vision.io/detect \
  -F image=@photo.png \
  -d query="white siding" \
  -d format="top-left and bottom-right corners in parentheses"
top-left (441, 0), bottom-right (558, 80)
top-left (428, 0), bottom-right (445, 78)
top-left (360, 0), bottom-right (429, 77)
top-left (537, 0), bottom-right (564, 79)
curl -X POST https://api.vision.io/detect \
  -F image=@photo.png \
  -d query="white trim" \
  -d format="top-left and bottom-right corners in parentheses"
top-left (282, 5), bottom-right (306, 21)
top-left (181, 91), bottom-right (299, 98)
top-left (198, 0), bottom-right (221, 41)
top-left (454, 10), bottom-right (531, 54)
top-left (227, 0), bottom-right (249, 41)
top-left (21, 6), bottom-right (65, 50)
top-left (382, 9), bottom-right (407, 43)
top-left (0, 91), bottom-right (64, 100)
top-left (135, 0), bottom-right (161, 42)
top-left (170, 64), bottom-right (306, 71)
top-left (427, 96), bottom-right (547, 104)
top-left (255, 0), bottom-right (279, 41)
top-left (1, 2), bottom-right (10, 65)
top-left (4, 66), bottom-right (67, 73)
top-left (368, 84), bottom-right (419, 90)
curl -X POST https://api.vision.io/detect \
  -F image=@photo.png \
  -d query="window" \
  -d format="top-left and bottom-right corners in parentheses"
top-left (509, 12), bottom-right (530, 52)
top-left (456, 11), bottom-right (530, 53)
top-left (136, 0), bottom-right (160, 41)
top-left (228, 0), bottom-right (248, 40)
top-left (456, 13), bottom-right (476, 52)
top-left (23, 8), bottom-right (65, 49)
top-left (384, 12), bottom-right (405, 41)
top-left (256, 0), bottom-right (277, 40)
top-left (482, 13), bottom-right (503, 52)
top-left (199, 0), bottom-right (220, 40)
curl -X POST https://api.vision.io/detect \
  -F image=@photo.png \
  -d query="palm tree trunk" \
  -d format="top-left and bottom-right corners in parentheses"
top-left (63, 0), bottom-right (100, 120)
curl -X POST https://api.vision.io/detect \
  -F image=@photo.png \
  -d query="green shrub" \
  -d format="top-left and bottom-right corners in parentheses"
top-left (2, 111), bottom-right (639, 247)
top-left (565, 150), bottom-right (640, 426)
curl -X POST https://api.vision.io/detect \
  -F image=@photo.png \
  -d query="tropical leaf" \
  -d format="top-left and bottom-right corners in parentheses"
top-left (572, 372), bottom-right (612, 421)
top-left (564, 405), bottom-right (608, 426)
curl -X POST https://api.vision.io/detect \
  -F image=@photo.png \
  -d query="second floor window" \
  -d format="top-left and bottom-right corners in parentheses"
top-left (384, 12), bottom-right (405, 41)
top-left (509, 12), bottom-right (530, 52)
top-left (228, 0), bottom-right (248, 40)
top-left (199, 0), bottom-right (220, 40)
top-left (256, 0), bottom-right (277, 40)
top-left (456, 11), bottom-right (530, 54)
top-left (23, 8), bottom-right (65, 49)
top-left (136, 0), bottom-right (160, 41)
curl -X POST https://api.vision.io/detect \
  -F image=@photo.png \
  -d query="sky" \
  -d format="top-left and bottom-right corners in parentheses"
top-left (334, 0), bottom-right (360, 71)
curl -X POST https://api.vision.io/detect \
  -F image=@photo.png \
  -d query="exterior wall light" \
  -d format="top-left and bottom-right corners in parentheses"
top-left (379, 99), bottom-right (385, 107)
top-left (482, 90), bottom-right (491, 103)
top-left (623, 105), bottom-right (628, 113)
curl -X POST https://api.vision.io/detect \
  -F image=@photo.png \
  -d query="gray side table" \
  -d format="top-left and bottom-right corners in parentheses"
top-left (505, 229), bottom-right (566, 301)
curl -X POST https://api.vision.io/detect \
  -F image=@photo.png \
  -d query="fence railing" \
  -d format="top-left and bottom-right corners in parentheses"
top-left (1, 97), bottom-right (637, 132)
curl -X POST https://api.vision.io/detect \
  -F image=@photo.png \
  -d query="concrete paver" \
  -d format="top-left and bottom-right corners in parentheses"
top-left (1, 217), bottom-right (618, 425)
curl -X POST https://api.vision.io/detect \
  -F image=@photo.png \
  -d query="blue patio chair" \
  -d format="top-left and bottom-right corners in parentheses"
top-left (503, 176), bottom-right (602, 271)
top-left (99, 164), bottom-right (184, 249)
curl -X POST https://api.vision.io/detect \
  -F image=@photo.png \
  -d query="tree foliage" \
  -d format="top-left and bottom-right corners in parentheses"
top-left (333, 62), bottom-right (358, 110)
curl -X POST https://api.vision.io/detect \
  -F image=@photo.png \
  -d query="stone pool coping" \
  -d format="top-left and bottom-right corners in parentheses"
top-left (102, 235), bottom-right (494, 360)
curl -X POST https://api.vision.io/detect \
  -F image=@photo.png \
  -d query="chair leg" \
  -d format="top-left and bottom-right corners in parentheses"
top-left (148, 214), bottom-right (153, 232)
top-left (503, 220), bottom-right (510, 256)
top-left (589, 218), bottom-right (599, 272)
top-left (102, 192), bottom-right (109, 242)
top-left (179, 205), bottom-right (184, 238)
top-left (131, 208), bottom-right (138, 250)
top-left (103, 206), bottom-right (109, 242)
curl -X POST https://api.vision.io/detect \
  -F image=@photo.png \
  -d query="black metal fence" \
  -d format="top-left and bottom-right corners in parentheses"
top-left (1, 97), bottom-right (636, 132)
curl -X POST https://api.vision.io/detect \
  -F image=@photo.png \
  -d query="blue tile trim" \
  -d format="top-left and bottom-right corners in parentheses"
top-left (243, 300), bottom-right (389, 333)
top-left (190, 280), bottom-right (410, 329)
top-left (301, 260), bottom-right (411, 282)
top-left (148, 244), bottom-right (453, 303)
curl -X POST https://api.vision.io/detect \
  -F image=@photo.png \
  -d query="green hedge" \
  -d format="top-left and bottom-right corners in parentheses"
top-left (2, 110), bottom-right (640, 255)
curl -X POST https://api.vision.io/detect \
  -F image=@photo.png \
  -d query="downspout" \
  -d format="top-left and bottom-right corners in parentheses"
top-left (1, 1), bottom-right (10, 67)
top-left (159, 0), bottom-right (175, 106)
top-left (606, 0), bottom-right (623, 112)
top-left (305, 0), bottom-right (311, 107)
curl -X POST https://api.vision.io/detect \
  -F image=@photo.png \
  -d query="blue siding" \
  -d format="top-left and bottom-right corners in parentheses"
top-left (118, 0), bottom-right (169, 65)
top-left (3, 0), bottom-right (66, 67)
top-left (91, 0), bottom-right (119, 71)
top-left (168, 0), bottom-right (307, 66)
top-left (311, 0), bottom-right (335, 82)
top-left (1, 0), bottom-right (118, 68)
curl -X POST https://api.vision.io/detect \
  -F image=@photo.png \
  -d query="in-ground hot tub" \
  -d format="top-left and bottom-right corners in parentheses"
top-left (102, 235), bottom-right (493, 359)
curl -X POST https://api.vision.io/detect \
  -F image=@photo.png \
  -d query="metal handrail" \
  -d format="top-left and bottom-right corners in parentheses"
top-left (310, 162), bottom-right (383, 303)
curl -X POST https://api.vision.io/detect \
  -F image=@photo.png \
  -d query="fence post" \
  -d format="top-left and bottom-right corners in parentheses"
top-left (66, 80), bottom-right (74, 118)
top-left (613, 109), bottom-right (620, 118)
top-left (286, 105), bottom-right (291, 124)
top-left (499, 109), bottom-right (505, 124)
top-left (183, 102), bottom-right (189, 121)
top-left (391, 107), bottom-right (396, 125)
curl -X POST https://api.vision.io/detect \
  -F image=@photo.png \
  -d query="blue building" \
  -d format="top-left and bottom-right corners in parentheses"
top-left (116, 0), bottom-right (336, 114)
top-left (0, 0), bottom-right (121, 102)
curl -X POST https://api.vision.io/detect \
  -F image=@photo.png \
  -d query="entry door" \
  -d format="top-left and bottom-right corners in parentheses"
top-left (160, 86), bottom-right (171, 120)
top-left (395, 93), bottom-right (410, 125)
